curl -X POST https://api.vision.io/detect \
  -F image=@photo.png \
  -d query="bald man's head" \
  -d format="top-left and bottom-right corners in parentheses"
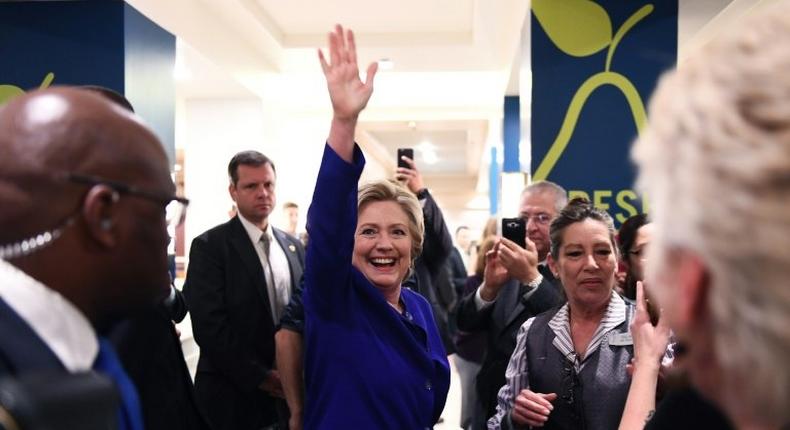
top-left (0, 87), bottom-right (174, 327)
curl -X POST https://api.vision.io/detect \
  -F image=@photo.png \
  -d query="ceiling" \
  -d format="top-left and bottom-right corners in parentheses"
top-left (127, 0), bottom-right (772, 219)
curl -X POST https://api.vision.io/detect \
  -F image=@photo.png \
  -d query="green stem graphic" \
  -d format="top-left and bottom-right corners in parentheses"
top-left (605, 4), bottom-right (654, 72)
top-left (533, 71), bottom-right (647, 181)
top-left (39, 72), bottom-right (55, 89)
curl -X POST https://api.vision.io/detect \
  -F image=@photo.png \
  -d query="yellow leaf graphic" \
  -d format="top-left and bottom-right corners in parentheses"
top-left (0, 85), bottom-right (25, 106)
top-left (0, 73), bottom-right (55, 106)
top-left (532, 0), bottom-right (612, 57)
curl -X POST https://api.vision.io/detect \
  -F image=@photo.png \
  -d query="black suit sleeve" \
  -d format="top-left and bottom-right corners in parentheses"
top-left (420, 190), bottom-right (453, 269)
top-left (456, 287), bottom-right (494, 332)
top-left (279, 278), bottom-right (305, 334)
top-left (183, 236), bottom-right (269, 392)
top-left (448, 249), bottom-right (468, 297)
top-left (275, 231), bottom-right (305, 334)
top-left (163, 287), bottom-right (188, 323)
top-left (420, 190), bottom-right (456, 309)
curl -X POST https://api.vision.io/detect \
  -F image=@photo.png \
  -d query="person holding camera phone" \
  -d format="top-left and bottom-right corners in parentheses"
top-left (395, 152), bottom-right (457, 356)
top-left (456, 181), bottom-right (567, 429)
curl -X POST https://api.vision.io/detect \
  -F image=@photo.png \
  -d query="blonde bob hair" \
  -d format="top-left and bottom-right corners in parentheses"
top-left (357, 180), bottom-right (424, 265)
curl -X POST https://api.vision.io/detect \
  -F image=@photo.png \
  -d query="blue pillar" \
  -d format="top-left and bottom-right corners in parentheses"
top-left (503, 96), bottom-right (521, 173)
top-left (489, 147), bottom-right (499, 215)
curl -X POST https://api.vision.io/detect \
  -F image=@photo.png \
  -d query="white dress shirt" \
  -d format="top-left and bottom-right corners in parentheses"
top-left (238, 214), bottom-right (292, 323)
top-left (0, 258), bottom-right (98, 371)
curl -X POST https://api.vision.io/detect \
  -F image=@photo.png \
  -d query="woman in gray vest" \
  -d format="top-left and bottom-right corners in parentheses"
top-left (488, 198), bottom-right (641, 430)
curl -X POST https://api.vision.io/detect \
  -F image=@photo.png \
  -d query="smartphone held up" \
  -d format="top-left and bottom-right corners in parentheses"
top-left (501, 217), bottom-right (526, 248)
top-left (397, 148), bottom-right (413, 168)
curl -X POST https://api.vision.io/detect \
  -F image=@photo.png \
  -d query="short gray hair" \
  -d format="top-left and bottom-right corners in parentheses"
top-left (632, 5), bottom-right (790, 425)
top-left (522, 180), bottom-right (568, 213)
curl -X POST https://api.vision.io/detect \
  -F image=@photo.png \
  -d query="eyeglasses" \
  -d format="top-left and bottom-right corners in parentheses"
top-left (66, 173), bottom-right (189, 230)
top-left (521, 212), bottom-right (552, 225)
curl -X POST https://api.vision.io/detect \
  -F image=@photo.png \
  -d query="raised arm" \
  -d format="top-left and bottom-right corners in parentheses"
top-left (304, 26), bottom-right (377, 315)
top-left (319, 25), bottom-right (378, 162)
top-left (618, 282), bottom-right (671, 430)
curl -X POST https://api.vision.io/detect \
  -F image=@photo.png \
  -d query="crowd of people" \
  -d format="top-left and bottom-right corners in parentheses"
top-left (1, 6), bottom-right (790, 430)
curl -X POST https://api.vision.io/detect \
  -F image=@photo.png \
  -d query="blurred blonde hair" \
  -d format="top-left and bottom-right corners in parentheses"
top-left (481, 217), bottom-right (497, 241)
top-left (474, 236), bottom-right (497, 278)
top-left (633, 5), bottom-right (790, 425)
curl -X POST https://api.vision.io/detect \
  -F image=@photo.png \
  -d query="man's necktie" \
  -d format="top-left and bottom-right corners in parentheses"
top-left (92, 337), bottom-right (144, 430)
top-left (260, 233), bottom-right (284, 322)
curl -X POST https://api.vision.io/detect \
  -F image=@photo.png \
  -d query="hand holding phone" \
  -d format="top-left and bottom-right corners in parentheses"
top-left (397, 148), bottom-right (413, 168)
top-left (396, 148), bottom-right (425, 193)
top-left (501, 218), bottom-right (527, 249)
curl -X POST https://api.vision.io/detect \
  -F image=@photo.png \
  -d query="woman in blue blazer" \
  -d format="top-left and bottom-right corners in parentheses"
top-left (301, 25), bottom-right (450, 429)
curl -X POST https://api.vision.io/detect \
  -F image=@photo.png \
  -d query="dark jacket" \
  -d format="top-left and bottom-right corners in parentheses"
top-left (110, 288), bottom-right (211, 430)
top-left (410, 189), bottom-right (456, 354)
top-left (183, 217), bottom-right (305, 430)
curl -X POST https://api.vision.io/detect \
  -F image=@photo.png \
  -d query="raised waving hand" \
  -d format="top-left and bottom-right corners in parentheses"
top-left (319, 25), bottom-right (378, 161)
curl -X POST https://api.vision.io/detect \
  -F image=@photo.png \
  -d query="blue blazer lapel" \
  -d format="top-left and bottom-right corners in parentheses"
top-left (227, 217), bottom-right (272, 313)
top-left (0, 297), bottom-right (65, 372)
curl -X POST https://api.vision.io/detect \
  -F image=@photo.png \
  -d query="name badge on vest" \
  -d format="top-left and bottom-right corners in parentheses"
top-left (610, 332), bottom-right (633, 346)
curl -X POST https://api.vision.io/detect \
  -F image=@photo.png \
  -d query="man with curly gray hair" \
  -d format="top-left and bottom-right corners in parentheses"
top-left (624, 4), bottom-right (790, 429)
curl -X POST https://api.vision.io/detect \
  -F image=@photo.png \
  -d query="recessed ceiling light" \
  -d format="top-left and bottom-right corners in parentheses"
top-left (417, 140), bottom-right (438, 165)
top-left (417, 140), bottom-right (435, 152)
top-left (422, 150), bottom-right (438, 165)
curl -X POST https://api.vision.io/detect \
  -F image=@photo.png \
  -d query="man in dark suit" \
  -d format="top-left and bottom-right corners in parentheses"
top-left (456, 181), bottom-right (568, 429)
top-left (0, 88), bottom-right (179, 430)
top-left (184, 151), bottom-right (305, 430)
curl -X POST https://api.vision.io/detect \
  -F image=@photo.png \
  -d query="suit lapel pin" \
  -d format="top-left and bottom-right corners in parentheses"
top-left (289, 244), bottom-right (296, 252)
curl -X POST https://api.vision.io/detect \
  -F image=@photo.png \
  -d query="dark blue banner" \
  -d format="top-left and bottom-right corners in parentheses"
top-left (0, 1), bottom-right (125, 103)
top-left (0, 0), bottom-right (175, 163)
top-left (530, 0), bottom-right (677, 224)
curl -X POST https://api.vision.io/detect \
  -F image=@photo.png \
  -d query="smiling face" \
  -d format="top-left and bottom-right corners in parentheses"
top-left (549, 218), bottom-right (618, 311)
top-left (352, 200), bottom-right (413, 294)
